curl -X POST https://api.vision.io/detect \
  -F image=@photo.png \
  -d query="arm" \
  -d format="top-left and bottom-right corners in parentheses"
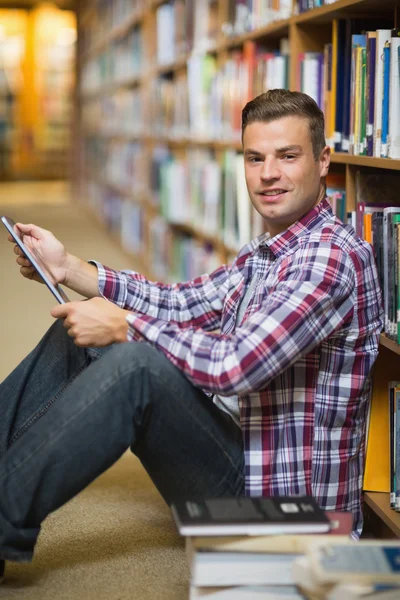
top-left (124, 245), bottom-right (356, 395)
top-left (93, 261), bottom-right (232, 330)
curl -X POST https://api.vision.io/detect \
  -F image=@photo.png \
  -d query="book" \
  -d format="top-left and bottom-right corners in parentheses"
top-left (308, 541), bottom-right (400, 585)
top-left (388, 29), bottom-right (400, 159)
top-left (189, 549), bottom-right (299, 587)
top-left (327, 583), bottom-right (400, 600)
top-left (293, 542), bottom-right (400, 600)
top-left (381, 41), bottom-right (391, 158)
top-left (189, 584), bottom-right (304, 600)
top-left (366, 32), bottom-right (377, 156)
top-left (186, 511), bottom-right (353, 555)
top-left (374, 30), bottom-right (391, 157)
top-left (171, 496), bottom-right (331, 536)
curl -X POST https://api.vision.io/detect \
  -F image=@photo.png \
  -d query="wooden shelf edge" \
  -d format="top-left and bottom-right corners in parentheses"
top-left (379, 334), bottom-right (400, 355)
top-left (331, 153), bottom-right (400, 171)
top-left (78, 129), bottom-right (400, 173)
top-left (364, 492), bottom-right (400, 537)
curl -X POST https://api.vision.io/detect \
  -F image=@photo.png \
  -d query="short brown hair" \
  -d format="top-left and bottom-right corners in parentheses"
top-left (242, 89), bottom-right (326, 161)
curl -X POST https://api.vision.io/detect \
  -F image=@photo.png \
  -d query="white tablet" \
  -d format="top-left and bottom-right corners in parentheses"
top-left (1, 215), bottom-right (70, 304)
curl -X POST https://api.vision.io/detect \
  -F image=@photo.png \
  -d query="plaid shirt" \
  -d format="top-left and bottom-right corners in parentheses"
top-left (95, 199), bottom-right (383, 535)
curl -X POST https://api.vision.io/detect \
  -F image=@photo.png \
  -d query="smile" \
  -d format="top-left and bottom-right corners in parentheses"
top-left (259, 190), bottom-right (287, 201)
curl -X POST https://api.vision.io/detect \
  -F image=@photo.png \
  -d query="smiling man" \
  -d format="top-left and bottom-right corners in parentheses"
top-left (0, 90), bottom-right (383, 580)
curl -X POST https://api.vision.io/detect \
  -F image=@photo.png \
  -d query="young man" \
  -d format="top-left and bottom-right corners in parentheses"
top-left (0, 90), bottom-right (383, 579)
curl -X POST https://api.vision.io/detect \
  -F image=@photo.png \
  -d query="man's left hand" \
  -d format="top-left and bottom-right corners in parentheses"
top-left (51, 297), bottom-right (130, 347)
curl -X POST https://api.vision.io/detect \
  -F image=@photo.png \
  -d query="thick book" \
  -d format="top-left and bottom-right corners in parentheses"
top-left (171, 496), bottom-right (331, 536)
top-left (186, 511), bottom-right (352, 554)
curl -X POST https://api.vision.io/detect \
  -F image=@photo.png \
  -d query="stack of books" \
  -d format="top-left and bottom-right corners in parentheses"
top-left (171, 496), bottom-right (353, 600)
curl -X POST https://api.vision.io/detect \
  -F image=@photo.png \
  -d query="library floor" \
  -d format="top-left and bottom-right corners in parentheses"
top-left (0, 181), bottom-right (188, 599)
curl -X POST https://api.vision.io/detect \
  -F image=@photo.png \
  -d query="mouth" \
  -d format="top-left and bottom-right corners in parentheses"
top-left (258, 189), bottom-right (287, 201)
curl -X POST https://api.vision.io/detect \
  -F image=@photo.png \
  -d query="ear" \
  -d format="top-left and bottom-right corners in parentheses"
top-left (319, 145), bottom-right (331, 177)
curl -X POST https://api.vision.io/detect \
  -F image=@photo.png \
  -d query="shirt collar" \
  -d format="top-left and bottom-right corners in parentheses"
top-left (258, 197), bottom-right (333, 258)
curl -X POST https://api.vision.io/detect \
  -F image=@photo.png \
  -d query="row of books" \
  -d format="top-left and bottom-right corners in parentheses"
top-left (81, 25), bottom-right (400, 158)
top-left (82, 89), bottom-right (144, 137)
top-left (82, 0), bottom-right (292, 61)
top-left (83, 138), bottom-right (148, 195)
top-left (85, 170), bottom-right (224, 282)
top-left (151, 148), bottom-right (264, 251)
top-left (294, 0), bottom-right (338, 14)
top-left (223, 0), bottom-right (292, 38)
top-left (86, 180), bottom-right (145, 257)
top-left (80, 0), bottom-right (144, 56)
top-left (320, 24), bottom-right (400, 157)
top-left (156, 0), bottom-right (220, 62)
top-left (150, 42), bottom-right (288, 141)
top-left (171, 495), bottom-right (400, 599)
top-left (81, 27), bottom-right (143, 95)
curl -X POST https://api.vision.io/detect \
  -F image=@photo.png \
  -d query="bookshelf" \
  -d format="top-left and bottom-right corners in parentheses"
top-left (77, 0), bottom-right (400, 536)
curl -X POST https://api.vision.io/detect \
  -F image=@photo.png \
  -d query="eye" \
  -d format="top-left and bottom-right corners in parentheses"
top-left (282, 154), bottom-right (296, 160)
top-left (247, 156), bottom-right (262, 163)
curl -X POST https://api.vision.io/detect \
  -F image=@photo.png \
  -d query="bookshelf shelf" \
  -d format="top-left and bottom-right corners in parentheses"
top-left (293, 0), bottom-right (395, 24)
top-left (364, 492), bottom-right (400, 538)
top-left (379, 334), bottom-right (400, 355)
top-left (221, 19), bottom-right (291, 48)
top-left (80, 75), bottom-right (143, 99)
top-left (331, 154), bottom-right (400, 171)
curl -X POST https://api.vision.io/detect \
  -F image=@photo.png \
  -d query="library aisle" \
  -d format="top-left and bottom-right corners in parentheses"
top-left (0, 181), bottom-right (188, 600)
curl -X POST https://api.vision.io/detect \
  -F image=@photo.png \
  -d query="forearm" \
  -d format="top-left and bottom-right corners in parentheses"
top-left (63, 254), bottom-right (100, 298)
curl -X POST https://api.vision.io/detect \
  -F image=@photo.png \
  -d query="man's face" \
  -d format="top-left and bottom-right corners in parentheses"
top-left (243, 116), bottom-right (330, 238)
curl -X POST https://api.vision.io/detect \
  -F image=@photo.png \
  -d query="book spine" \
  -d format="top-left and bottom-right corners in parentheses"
top-left (360, 47), bottom-right (367, 155)
top-left (389, 29), bottom-right (400, 159)
top-left (366, 35), bottom-right (376, 157)
top-left (381, 41), bottom-right (391, 158)
top-left (396, 385), bottom-right (400, 510)
top-left (374, 30), bottom-right (391, 157)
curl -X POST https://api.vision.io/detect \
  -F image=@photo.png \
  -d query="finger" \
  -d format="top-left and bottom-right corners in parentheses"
top-left (14, 245), bottom-right (25, 257)
top-left (16, 256), bottom-right (32, 267)
top-left (51, 304), bottom-right (70, 319)
top-left (20, 266), bottom-right (38, 280)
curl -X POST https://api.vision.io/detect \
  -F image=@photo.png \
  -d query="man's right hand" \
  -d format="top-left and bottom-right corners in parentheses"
top-left (9, 222), bottom-right (69, 286)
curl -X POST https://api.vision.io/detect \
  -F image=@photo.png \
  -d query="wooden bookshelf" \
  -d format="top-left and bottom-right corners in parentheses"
top-left (364, 492), bottom-right (400, 538)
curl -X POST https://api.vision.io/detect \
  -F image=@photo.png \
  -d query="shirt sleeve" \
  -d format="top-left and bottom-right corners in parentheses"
top-left (90, 260), bottom-right (230, 331)
top-left (125, 245), bottom-right (356, 395)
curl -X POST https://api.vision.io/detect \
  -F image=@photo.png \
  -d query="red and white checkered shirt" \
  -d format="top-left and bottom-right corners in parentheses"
top-left (94, 199), bottom-right (383, 536)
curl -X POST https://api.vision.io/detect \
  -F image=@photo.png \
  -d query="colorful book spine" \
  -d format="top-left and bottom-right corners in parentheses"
top-left (360, 46), bottom-right (367, 155)
top-left (374, 30), bottom-right (391, 157)
top-left (381, 41), bottom-right (391, 158)
top-left (366, 33), bottom-right (376, 157)
top-left (389, 29), bottom-right (400, 159)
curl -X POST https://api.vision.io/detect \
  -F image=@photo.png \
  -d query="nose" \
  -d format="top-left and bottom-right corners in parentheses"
top-left (260, 157), bottom-right (281, 182)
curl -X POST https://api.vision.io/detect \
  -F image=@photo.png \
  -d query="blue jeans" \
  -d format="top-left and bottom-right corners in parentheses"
top-left (0, 319), bottom-right (244, 562)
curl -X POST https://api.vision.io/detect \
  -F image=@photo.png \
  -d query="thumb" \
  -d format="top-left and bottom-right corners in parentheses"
top-left (51, 303), bottom-right (69, 319)
top-left (16, 223), bottom-right (46, 240)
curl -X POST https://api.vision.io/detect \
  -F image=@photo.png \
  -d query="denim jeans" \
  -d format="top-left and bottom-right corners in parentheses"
top-left (0, 319), bottom-right (244, 562)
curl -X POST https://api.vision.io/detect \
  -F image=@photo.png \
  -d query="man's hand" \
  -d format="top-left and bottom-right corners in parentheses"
top-left (51, 297), bottom-right (130, 347)
top-left (9, 222), bottom-right (69, 285)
